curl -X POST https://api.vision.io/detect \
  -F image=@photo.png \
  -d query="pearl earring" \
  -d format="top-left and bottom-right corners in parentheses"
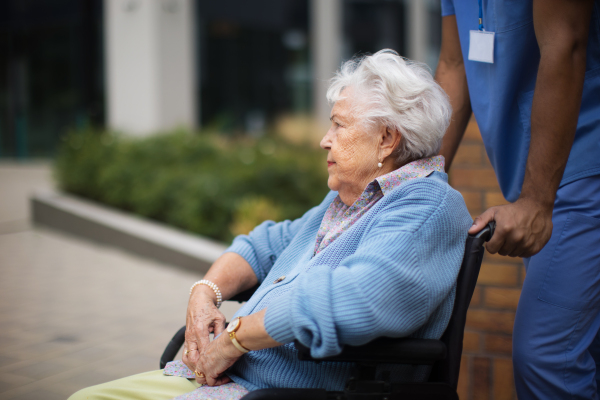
top-left (377, 162), bottom-right (383, 168)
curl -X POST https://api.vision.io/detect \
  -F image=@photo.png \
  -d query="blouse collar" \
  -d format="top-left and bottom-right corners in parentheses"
top-left (372, 155), bottom-right (446, 196)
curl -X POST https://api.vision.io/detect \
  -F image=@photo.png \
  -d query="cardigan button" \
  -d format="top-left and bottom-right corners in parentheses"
top-left (273, 276), bottom-right (286, 284)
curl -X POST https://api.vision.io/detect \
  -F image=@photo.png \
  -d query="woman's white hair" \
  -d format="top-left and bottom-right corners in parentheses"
top-left (326, 49), bottom-right (452, 165)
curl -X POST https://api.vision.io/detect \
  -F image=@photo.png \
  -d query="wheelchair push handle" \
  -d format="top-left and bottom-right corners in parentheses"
top-left (473, 221), bottom-right (495, 242)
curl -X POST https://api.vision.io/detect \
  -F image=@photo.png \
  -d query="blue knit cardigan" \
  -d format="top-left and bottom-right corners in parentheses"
top-left (225, 171), bottom-right (472, 391)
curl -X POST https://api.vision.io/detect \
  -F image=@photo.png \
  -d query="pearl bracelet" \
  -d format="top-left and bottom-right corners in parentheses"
top-left (190, 279), bottom-right (222, 308)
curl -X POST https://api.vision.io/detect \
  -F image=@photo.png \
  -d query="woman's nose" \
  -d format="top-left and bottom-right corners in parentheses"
top-left (320, 129), bottom-right (333, 150)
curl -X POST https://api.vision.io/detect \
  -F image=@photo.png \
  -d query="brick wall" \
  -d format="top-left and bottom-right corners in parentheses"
top-left (448, 119), bottom-right (524, 400)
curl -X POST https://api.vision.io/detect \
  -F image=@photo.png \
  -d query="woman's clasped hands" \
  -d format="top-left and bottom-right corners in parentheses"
top-left (183, 285), bottom-right (244, 386)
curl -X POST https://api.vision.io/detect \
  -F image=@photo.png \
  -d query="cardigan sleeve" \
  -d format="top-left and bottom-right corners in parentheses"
top-left (264, 181), bottom-right (472, 358)
top-left (226, 191), bottom-right (337, 283)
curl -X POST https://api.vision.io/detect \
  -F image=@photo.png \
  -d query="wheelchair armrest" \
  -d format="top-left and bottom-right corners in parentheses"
top-left (229, 284), bottom-right (260, 303)
top-left (294, 337), bottom-right (447, 365)
top-left (160, 325), bottom-right (186, 369)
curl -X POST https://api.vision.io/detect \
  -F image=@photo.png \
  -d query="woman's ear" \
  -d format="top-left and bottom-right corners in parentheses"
top-left (380, 125), bottom-right (402, 160)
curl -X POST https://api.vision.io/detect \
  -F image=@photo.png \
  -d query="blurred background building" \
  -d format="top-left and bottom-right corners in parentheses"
top-left (0, 0), bottom-right (442, 158)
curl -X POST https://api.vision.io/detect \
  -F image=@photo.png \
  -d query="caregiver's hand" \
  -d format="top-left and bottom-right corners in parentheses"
top-left (469, 197), bottom-right (553, 258)
top-left (194, 330), bottom-right (244, 386)
top-left (182, 285), bottom-right (227, 373)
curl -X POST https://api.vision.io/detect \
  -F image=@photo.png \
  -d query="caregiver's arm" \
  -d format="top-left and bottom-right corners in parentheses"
top-left (469, 0), bottom-right (593, 257)
top-left (436, 15), bottom-right (472, 171)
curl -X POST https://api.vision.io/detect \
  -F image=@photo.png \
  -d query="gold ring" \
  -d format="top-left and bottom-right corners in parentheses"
top-left (184, 350), bottom-right (189, 355)
top-left (195, 370), bottom-right (205, 378)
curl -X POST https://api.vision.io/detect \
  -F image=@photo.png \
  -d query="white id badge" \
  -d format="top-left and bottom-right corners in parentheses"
top-left (468, 30), bottom-right (495, 64)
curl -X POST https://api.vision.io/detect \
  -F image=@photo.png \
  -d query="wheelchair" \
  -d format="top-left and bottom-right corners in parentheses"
top-left (161, 223), bottom-right (495, 400)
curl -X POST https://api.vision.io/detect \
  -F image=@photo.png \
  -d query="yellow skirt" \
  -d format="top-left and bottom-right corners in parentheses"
top-left (68, 370), bottom-right (202, 400)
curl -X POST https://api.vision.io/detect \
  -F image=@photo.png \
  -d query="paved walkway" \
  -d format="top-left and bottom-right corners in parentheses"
top-left (0, 162), bottom-right (240, 400)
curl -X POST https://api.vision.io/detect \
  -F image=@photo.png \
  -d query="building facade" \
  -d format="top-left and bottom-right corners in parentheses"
top-left (0, 0), bottom-right (442, 156)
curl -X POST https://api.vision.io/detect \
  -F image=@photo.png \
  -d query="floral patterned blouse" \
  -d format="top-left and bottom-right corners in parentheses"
top-left (162, 155), bottom-right (445, 400)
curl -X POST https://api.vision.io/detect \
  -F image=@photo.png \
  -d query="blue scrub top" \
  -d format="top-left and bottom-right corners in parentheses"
top-left (441, 0), bottom-right (600, 202)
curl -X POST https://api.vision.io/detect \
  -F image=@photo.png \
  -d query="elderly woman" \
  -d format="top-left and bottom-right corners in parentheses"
top-left (69, 49), bottom-right (472, 400)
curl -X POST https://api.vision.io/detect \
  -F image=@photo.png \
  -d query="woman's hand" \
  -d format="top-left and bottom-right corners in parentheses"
top-left (194, 331), bottom-right (245, 386)
top-left (192, 309), bottom-right (282, 385)
top-left (182, 285), bottom-right (226, 373)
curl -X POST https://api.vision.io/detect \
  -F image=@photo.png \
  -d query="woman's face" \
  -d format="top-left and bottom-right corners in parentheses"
top-left (320, 89), bottom-right (381, 205)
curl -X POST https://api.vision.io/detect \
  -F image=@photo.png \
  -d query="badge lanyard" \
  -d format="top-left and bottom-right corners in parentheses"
top-left (478, 0), bottom-right (484, 30)
top-left (468, 0), bottom-right (495, 63)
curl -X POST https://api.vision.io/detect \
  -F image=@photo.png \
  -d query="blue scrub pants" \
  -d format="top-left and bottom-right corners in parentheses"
top-left (513, 174), bottom-right (600, 399)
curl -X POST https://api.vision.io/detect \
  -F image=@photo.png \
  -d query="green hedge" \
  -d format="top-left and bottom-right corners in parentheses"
top-left (54, 129), bottom-right (329, 242)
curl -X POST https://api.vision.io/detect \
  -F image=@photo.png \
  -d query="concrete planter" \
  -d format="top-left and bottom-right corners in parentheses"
top-left (31, 191), bottom-right (227, 273)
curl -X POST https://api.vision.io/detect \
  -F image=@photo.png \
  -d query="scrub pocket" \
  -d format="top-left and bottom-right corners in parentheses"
top-left (538, 212), bottom-right (600, 311)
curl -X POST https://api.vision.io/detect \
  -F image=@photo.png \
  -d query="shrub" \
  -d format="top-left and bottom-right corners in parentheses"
top-left (54, 129), bottom-right (329, 242)
top-left (230, 196), bottom-right (283, 237)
